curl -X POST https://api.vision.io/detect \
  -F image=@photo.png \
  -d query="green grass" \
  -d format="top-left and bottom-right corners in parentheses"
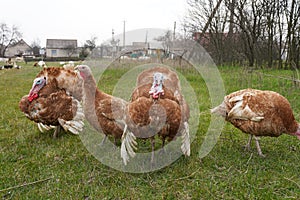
top-left (0, 62), bottom-right (300, 199)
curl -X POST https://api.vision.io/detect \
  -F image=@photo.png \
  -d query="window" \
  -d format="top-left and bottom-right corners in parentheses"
top-left (51, 49), bottom-right (57, 56)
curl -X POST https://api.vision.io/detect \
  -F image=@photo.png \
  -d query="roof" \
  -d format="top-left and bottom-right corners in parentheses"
top-left (9, 39), bottom-right (32, 49)
top-left (46, 39), bottom-right (77, 49)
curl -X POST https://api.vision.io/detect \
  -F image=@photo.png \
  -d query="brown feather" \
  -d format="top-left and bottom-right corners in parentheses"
top-left (36, 67), bottom-right (83, 101)
top-left (19, 79), bottom-right (78, 126)
top-left (216, 88), bottom-right (298, 137)
top-left (19, 68), bottom-right (84, 136)
top-left (127, 97), bottom-right (182, 141)
top-left (131, 83), bottom-right (179, 103)
top-left (136, 66), bottom-right (181, 93)
top-left (129, 66), bottom-right (190, 146)
top-left (80, 66), bottom-right (127, 140)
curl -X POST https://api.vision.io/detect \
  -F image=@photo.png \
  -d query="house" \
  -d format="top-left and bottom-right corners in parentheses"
top-left (46, 39), bottom-right (79, 58)
top-left (4, 39), bottom-right (33, 57)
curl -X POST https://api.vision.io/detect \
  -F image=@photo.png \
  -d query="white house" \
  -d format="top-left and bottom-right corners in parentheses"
top-left (4, 39), bottom-right (33, 57)
top-left (46, 39), bottom-right (79, 58)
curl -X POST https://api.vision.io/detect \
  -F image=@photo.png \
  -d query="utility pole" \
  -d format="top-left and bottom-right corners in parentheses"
top-left (173, 21), bottom-right (176, 41)
top-left (111, 29), bottom-right (116, 58)
top-left (145, 30), bottom-right (149, 49)
top-left (123, 20), bottom-right (126, 48)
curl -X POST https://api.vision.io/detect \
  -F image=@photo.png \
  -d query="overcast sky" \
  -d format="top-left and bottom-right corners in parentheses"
top-left (1, 0), bottom-right (188, 47)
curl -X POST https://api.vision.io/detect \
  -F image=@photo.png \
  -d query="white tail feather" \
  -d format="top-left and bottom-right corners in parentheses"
top-left (121, 124), bottom-right (137, 165)
top-left (58, 100), bottom-right (85, 135)
top-left (58, 118), bottom-right (84, 135)
top-left (181, 122), bottom-right (190, 156)
top-left (210, 101), bottom-right (227, 118)
top-left (37, 123), bottom-right (55, 133)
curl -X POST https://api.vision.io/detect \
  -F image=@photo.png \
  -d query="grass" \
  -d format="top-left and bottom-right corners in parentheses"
top-left (0, 61), bottom-right (300, 199)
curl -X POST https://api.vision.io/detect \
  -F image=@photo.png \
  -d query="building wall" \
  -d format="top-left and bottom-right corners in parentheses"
top-left (5, 41), bottom-right (33, 57)
top-left (46, 48), bottom-right (79, 58)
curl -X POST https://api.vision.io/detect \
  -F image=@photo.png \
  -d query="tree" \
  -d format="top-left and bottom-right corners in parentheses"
top-left (65, 45), bottom-right (77, 57)
top-left (84, 36), bottom-right (97, 50)
top-left (184, 0), bottom-right (300, 68)
top-left (285, 0), bottom-right (300, 69)
top-left (0, 23), bottom-right (22, 57)
top-left (155, 30), bottom-right (173, 52)
top-left (234, 0), bottom-right (265, 66)
top-left (80, 36), bottom-right (97, 58)
top-left (31, 38), bottom-right (41, 57)
top-left (184, 0), bottom-right (233, 64)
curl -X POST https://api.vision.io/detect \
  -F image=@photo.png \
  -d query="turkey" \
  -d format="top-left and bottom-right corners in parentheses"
top-left (132, 66), bottom-right (190, 123)
top-left (35, 67), bottom-right (83, 101)
top-left (127, 66), bottom-right (190, 164)
top-left (211, 88), bottom-right (300, 157)
top-left (19, 67), bottom-right (84, 138)
top-left (74, 65), bottom-right (136, 165)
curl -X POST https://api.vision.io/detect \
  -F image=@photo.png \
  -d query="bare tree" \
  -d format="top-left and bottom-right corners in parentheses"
top-left (285, 0), bottom-right (300, 68)
top-left (0, 23), bottom-right (22, 57)
top-left (233, 0), bottom-right (265, 66)
top-left (80, 36), bottom-right (98, 58)
top-left (65, 45), bottom-right (77, 57)
top-left (272, 0), bottom-right (286, 69)
top-left (31, 38), bottom-right (41, 57)
top-left (183, 0), bottom-right (299, 68)
top-left (155, 30), bottom-right (173, 51)
top-left (184, 0), bottom-right (232, 64)
top-left (84, 36), bottom-right (97, 51)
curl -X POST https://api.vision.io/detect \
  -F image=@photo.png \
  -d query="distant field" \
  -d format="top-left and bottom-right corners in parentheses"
top-left (0, 61), bottom-right (299, 199)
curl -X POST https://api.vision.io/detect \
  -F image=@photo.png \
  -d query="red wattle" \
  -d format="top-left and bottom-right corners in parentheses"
top-left (28, 93), bottom-right (38, 102)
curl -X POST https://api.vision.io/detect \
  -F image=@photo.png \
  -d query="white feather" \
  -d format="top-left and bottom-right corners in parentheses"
top-left (37, 123), bottom-right (55, 133)
top-left (120, 124), bottom-right (137, 165)
top-left (228, 100), bottom-right (264, 122)
top-left (181, 122), bottom-right (190, 156)
top-left (210, 101), bottom-right (227, 117)
top-left (57, 100), bottom-right (85, 135)
top-left (58, 118), bottom-right (84, 135)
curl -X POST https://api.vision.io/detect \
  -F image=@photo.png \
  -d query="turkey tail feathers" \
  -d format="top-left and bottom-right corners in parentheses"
top-left (210, 101), bottom-right (227, 118)
top-left (181, 122), bottom-right (191, 156)
top-left (37, 123), bottom-right (55, 133)
top-left (58, 100), bottom-right (85, 135)
top-left (121, 124), bottom-right (137, 165)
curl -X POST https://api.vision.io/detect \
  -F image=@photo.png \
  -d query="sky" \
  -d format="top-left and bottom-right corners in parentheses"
top-left (1, 0), bottom-right (188, 47)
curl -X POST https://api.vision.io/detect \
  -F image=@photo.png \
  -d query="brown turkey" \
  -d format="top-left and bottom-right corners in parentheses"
top-left (74, 65), bottom-right (136, 165)
top-left (19, 67), bottom-right (84, 138)
top-left (211, 88), bottom-right (300, 157)
top-left (128, 66), bottom-right (190, 164)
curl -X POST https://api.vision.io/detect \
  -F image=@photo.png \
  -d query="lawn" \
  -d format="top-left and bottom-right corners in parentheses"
top-left (0, 61), bottom-right (299, 199)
